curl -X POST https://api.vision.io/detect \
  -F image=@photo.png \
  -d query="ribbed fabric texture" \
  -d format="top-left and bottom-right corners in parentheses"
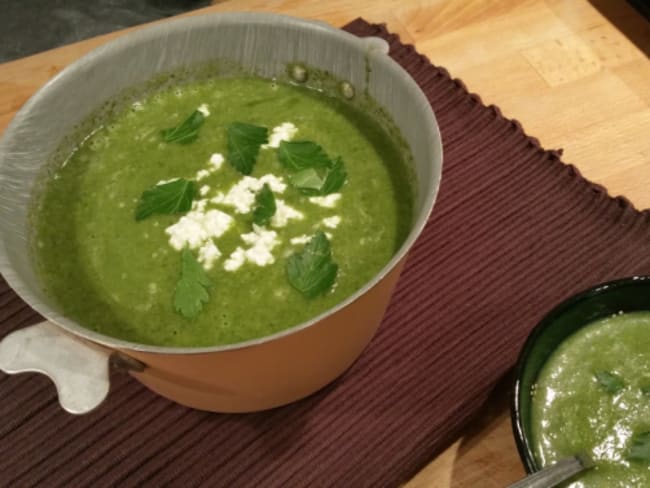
top-left (1, 19), bottom-right (650, 488)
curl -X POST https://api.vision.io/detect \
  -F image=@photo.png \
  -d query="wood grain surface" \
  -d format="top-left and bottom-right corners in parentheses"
top-left (0, 1), bottom-right (648, 486)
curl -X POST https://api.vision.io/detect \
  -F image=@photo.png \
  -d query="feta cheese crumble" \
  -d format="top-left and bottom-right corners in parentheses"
top-left (199, 185), bottom-right (210, 196)
top-left (224, 225), bottom-right (280, 271)
top-left (197, 240), bottom-right (221, 270)
top-left (165, 209), bottom-right (233, 251)
top-left (262, 122), bottom-right (298, 149)
top-left (322, 215), bottom-right (341, 229)
top-left (196, 169), bottom-right (211, 181)
top-left (212, 174), bottom-right (287, 214)
top-left (309, 193), bottom-right (341, 208)
top-left (271, 199), bottom-right (304, 228)
top-left (209, 153), bottom-right (224, 170)
top-left (197, 103), bottom-right (210, 117)
top-left (290, 234), bottom-right (312, 245)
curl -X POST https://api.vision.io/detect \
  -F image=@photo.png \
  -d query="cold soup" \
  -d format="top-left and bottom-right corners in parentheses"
top-left (531, 311), bottom-right (650, 487)
top-left (32, 75), bottom-right (414, 347)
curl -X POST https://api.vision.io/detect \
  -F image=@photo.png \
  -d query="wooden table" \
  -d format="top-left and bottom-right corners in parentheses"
top-left (1, 1), bottom-right (648, 486)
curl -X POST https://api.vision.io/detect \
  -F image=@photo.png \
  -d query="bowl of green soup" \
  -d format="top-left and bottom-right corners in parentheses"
top-left (0, 13), bottom-right (442, 413)
top-left (513, 276), bottom-right (650, 487)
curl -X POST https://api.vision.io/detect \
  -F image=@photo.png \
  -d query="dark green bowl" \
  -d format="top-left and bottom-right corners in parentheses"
top-left (511, 275), bottom-right (650, 473)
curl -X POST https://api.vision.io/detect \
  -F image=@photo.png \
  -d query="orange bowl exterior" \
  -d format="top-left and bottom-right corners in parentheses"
top-left (124, 260), bottom-right (404, 412)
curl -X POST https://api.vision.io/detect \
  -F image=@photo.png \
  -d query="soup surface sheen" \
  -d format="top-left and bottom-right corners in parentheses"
top-left (531, 311), bottom-right (650, 487)
top-left (34, 77), bottom-right (414, 347)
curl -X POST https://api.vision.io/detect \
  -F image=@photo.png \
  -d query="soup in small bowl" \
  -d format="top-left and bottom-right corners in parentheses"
top-left (513, 276), bottom-right (650, 487)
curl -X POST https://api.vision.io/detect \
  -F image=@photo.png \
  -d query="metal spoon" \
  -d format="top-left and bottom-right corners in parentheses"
top-left (506, 454), bottom-right (594, 488)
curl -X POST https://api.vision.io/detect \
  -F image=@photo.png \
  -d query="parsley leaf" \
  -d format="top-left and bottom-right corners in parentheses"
top-left (161, 110), bottom-right (205, 144)
top-left (252, 183), bottom-right (276, 226)
top-left (280, 141), bottom-right (347, 195)
top-left (627, 430), bottom-right (650, 462)
top-left (135, 178), bottom-right (195, 221)
top-left (226, 122), bottom-right (268, 175)
top-left (287, 231), bottom-right (338, 298)
top-left (594, 371), bottom-right (625, 394)
top-left (289, 168), bottom-right (325, 192)
top-left (278, 141), bottom-right (331, 171)
top-left (319, 157), bottom-right (347, 194)
top-left (174, 247), bottom-right (211, 319)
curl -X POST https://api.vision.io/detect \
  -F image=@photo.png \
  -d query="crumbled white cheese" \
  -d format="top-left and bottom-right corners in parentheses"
top-left (165, 209), bottom-right (233, 251)
top-left (192, 199), bottom-right (208, 212)
top-left (322, 215), bottom-right (341, 229)
top-left (271, 199), bottom-right (304, 228)
top-left (309, 193), bottom-right (341, 208)
top-left (224, 247), bottom-right (246, 272)
top-left (156, 178), bottom-right (179, 186)
top-left (209, 153), bottom-right (224, 170)
top-left (217, 174), bottom-right (286, 214)
top-left (197, 240), bottom-right (221, 270)
top-left (199, 185), bottom-right (210, 197)
top-left (224, 225), bottom-right (280, 271)
top-left (290, 234), bottom-right (311, 245)
top-left (197, 103), bottom-right (210, 116)
top-left (132, 101), bottom-right (144, 111)
top-left (262, 122), bottom-right (298, 149)
top-left (241, 225), bottom-right (280, 267)
top-left (196, 169), bottom-right (211, 181)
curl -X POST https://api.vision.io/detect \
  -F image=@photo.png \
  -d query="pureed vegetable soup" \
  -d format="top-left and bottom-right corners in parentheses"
top-left (32, 74), bottom-right (414, 347)
top-left (531, 312), bottom-right (650, 487)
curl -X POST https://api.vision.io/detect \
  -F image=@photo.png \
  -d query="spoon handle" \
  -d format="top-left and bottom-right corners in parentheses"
top-left (506, 456), bottom-right (588, 488)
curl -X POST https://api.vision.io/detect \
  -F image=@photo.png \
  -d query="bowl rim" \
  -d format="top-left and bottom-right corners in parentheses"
top-left (0, 12), bottom-right (443, 355)
top-left (510, 274), bottom-right (650, 473)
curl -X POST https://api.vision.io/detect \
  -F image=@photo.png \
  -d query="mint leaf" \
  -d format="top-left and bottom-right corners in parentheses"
top-left (135, 178), bottom-right (195, 221)
top-left (289, 157), bottom-right (347, 195)
top-left (252, 183), bottom-right (276, 226)
top-left (287, 231), bottom-right (338, 298)
top-left (174, 248), bottom-right (211, 319)
top-left (278, 141), bottom-right (331, 171)
top-left (627, 430), bottom-right (650, 462)
top-left (226, 122), bottom-right (268, 175)
top-left (161, 110), bottom-right (204, 144)
top-left (319, 157), bottom-right (347, 194)
top-left (289, 168), bottom-right (325, 192)
top-left (594, 371), bottom-right (625, 394)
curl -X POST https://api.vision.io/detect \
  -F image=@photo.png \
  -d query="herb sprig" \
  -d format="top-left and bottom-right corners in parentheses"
top-left (135, 178), bottom-right (195, 221)
top-left (226, 122), bottom-right (268, 175)
top-left (280, 141), bottom-right (347, 195)
top-left (161, 110), bottom-right (205, 144)
top-left (174, 248), bottom-right (211, 319)
top-left (252, 183), bottom-right (276, 226)
top-left (287, 232), bottom-right (338, 298)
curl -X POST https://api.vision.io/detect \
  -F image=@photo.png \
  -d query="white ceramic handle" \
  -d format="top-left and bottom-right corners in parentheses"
top-left (0, 321), bottom-right (111, 414)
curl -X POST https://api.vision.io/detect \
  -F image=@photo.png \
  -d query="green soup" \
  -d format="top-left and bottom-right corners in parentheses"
top-left (531, 311), bottom-right (650, 487)
top-left (33, 76), bottom-right (414, 347)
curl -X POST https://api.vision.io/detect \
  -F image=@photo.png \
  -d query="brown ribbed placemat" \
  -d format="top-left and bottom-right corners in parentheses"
top-left (1, 19), bottom-right (650, 488)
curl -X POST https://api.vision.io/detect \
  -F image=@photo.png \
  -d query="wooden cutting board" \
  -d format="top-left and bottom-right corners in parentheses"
top-left (0, 0), bottom-right (648, 486)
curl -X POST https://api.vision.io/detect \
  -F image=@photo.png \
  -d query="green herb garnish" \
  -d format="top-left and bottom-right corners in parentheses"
top-left (280, 140), bottom-right (347, 195)
top-left (594, 371), bottom-right (625, 394)
top-left (161, 110), bottom-right (204, 144)
top-left (135, 178), bottom-right (195, 221)
top-left (278, 140), bottom-right (331, 171)
top-left (641, 383), bottom-right (650, 397)
top-left (287, 231), bottom-right (338, 298)
top-left (627, 430), bottom-right (650, 462)
top-left (252, 183), bottom-right (276, 226)
top-left (174, 248), bottom-right (211, 319)
top-left (226, 122), bottom-right (268, 175)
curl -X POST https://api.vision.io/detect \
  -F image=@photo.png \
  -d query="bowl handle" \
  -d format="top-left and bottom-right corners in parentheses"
top-left (0, 321), bottom-right (111, 414)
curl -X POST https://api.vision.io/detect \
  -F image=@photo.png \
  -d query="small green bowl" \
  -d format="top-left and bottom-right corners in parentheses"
top-left (511, 275), bottom-right (650, 472)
